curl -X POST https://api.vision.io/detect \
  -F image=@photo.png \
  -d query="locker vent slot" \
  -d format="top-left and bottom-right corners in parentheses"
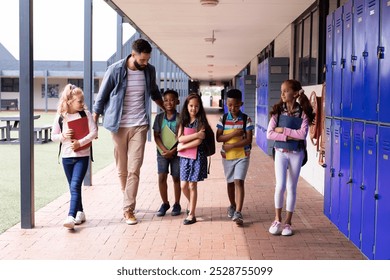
top-left (355, 134), bottom-right (362, 146)
top-left (366, 136), bottom-right (375, 148)
top-left (336, 18), bottom-right (342, 27)
top-left (345, 12), bottom-right (352, 22)
top-left (328, 24), bottom-right (332, 33)
top-left (368, 0), bottom-right (376, 8)
top-left (382, 140), bottom-right (390, 152)
top-left (356, 4), bottom-right (364, 15)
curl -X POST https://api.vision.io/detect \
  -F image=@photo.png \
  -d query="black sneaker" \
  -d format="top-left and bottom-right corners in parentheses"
top-left (171, 203), bottom-right (182, 216)
top-left (232, 211), bottom-right (243, 225)
top-left (227, 205), bottom-right (236, 218)
top-left (156, 203), bottom-right (170, 217)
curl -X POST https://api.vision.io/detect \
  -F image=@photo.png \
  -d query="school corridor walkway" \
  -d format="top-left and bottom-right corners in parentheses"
top-left (0, 108), bottom-right (365, 260)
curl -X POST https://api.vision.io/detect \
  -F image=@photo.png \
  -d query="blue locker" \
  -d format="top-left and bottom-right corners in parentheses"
top-left (362, 0), bottom-right (379, 121)
top-left (379, 0), bottom-right (390, 122)
top-left (333, 7), bottom-right (343, 117)
top-left (375, 126), bottom-right (390, 259)
top-left (326, 13), bottom-right (334, 117)
top-left (324, 118), bottom-right (333, 218)
top-left (339, 120), bottom-right (352, 236)
top-left (330, 119), bottom-right (341, 224)
top-left (350, 121), bottom-right (364, 248)
top-left (361, 123), bottom-right (377, 260)
top-left (342, 0), bottom-right (354, 118)
top-left (351, 0), bottom-right (365, 118)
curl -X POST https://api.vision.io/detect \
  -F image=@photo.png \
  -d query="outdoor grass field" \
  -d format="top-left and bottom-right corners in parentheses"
top-left (0, 111), bottom-right (115, 233)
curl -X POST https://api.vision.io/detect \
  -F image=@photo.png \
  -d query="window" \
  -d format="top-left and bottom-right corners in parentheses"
top-left (67, 79), bottom-right (100, 93)
top-left (1, 78), bottom-right (19, 92)
top-left (294, 6), bottom-right (320, 85)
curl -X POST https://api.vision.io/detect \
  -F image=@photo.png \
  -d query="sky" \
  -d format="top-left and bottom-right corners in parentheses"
top-left (0, 0), bottom-right (135, 61)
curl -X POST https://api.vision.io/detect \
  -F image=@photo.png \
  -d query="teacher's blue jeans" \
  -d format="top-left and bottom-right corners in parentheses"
top-left (62, 156), bottom-right (89, 218)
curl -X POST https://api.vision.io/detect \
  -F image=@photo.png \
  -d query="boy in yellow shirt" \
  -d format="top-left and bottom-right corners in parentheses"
top-left (216, 89), bottom-right (254, 225)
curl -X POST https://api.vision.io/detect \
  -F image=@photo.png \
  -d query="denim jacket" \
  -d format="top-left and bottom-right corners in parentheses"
top-left (93, 54), bottom-right (162, 133)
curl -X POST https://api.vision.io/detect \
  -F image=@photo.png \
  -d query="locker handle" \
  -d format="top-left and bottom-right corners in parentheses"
top-left (347, 178), bottom-right (352, 184)
top-left (338, 172), bottom-right (343, 177)
top-left (362, 51), bottom-right (368, 58)
top-left (377, 46), bottom-right (385, 59)
top-left (374, 194), bottom-right (379, 200)
top-left (322, 163), bottom-right (327, 168)
top-left (340, 59), bottom-right (346, 68)
top-left (360, 184), bottom-right (365, 190)
top-left (330, 168), bottom-right (335, 177)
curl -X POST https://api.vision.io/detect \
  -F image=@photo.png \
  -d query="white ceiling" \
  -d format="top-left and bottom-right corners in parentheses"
top-left (107, 0), bottom-right (316, 84)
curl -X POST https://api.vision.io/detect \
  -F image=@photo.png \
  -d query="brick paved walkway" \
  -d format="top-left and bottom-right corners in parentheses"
top-left (0, 108), bottom-right (365, 260)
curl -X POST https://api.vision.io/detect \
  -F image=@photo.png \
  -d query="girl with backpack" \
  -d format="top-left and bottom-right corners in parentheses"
top-left (267, 79), bottom-right (314, 236)
top-left (177, 93), bottom-right (211, 225)
top-left (51, 84), bottom-right (97, 230)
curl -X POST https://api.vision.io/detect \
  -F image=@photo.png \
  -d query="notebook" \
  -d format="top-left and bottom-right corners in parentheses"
top-left (67, 117), bottom-right (91, 152)
top-left (177, 127), bottom-right (197, 159)
top-left (157, 124), bottom-right (178, 154)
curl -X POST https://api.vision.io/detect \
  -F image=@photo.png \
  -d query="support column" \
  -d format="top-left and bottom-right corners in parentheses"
top-left (84, 0), bottom-right (93, 186)
top-left (19, 0), bottom-right (34, 229)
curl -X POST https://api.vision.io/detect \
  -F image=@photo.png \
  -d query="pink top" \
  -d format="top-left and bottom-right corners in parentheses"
top-left (51, 110), bottom-right (97, 158)
top-left (266, 112), bottom-right (309, 142)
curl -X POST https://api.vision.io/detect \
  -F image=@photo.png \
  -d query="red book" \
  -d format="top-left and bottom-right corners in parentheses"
top-left (177, 127), bottom-right (198, 159)
top-left (67, 117), bottom-right (91, 152)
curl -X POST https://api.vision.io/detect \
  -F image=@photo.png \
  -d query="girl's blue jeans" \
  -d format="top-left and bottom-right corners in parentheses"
top-left (62, 156), bottom-right (89, 218)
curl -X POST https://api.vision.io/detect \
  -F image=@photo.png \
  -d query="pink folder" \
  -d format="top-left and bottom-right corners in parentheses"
top-left (177, 127), bottom-right (197, 159)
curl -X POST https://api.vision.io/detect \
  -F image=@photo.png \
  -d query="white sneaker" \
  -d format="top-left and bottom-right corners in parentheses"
top-left (75, 211), bottom-right (86, 225)
top-left (269, 221), bottom-right (282, 235)
top-left (63, 216), bottom-right (75, 229)
top-left (281, 224), bottom-right (293, 236)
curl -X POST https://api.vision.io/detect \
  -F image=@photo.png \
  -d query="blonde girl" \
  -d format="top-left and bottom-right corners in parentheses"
top-left (51, 84), bottom-right (97, 230)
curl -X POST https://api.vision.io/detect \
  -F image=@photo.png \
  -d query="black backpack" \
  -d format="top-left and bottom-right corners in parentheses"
top-left (204, 124), bottom-right (216, 157)
top-left (58, 110), bottom-right (93, 162)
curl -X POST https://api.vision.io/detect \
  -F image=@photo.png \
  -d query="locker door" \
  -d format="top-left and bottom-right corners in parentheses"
top-left (326, 13), bottom-right (334, 117)
top-left (342, 0), bottom-right (353, 118)
top-left (379, 0), bottom-right (390, 122)
top-left (339, 120), bottom-right (352, 236)
top-left (333, 6), bottom-right (343, 117)
top-left (324, 118), bottom-right (333, 218)
top-left (330, 119), bottom-right (341, 224)
top-left (351, 0), bottom-right (365, 118)
top-left (361, 123), bottom-right (377, 260)
top-left (375, 126), bottom-right (390, 259)
top-left (362, 0), bottom-right (379, 121)
top-left (350, 121), bottom-right (364, 248)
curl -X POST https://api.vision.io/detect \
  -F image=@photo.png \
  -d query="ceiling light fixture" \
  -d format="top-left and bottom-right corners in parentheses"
top-left (200, 0), bottom-right (219, 7)
top-left (207, 64), bottom-right (214, 67)
top-left (206, 55), bottom-right (214, 58)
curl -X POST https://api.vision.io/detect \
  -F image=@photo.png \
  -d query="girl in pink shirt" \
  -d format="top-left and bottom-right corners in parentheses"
top-left (267, 79), bottom-right (314, 236)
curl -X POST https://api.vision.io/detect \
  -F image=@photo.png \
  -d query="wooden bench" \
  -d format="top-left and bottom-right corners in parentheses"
top-left (34, 125), bottom-right (52, 144)
top-left (0, 99), bottom-right (18, 110)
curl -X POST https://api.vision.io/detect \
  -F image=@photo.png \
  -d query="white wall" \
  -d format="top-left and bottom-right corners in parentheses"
top-left (300, 84), bottom-right (325, 194)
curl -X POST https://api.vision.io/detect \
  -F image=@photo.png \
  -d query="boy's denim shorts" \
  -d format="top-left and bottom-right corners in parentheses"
top-left (157, 152), bottom-right (180, 178)
top-left (222, 157), bottom-right (250, 183)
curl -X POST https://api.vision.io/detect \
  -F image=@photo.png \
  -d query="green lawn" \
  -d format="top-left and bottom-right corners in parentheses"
top-left (0, 111), bottom-right (114, 233)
